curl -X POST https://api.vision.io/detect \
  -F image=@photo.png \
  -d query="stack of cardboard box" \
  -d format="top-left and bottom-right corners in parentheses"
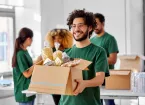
top-left (105, 55), bottom-right (145, 90)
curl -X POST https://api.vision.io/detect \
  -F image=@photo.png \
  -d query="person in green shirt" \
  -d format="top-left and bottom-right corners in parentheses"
top-left (91, 13), bottom-right (119, 105)
top-left (45, 29), bottom-right (73, 105)
top-left (12, 27), bottom-right (42, 105)
top-left (59, 9), bottom-right (109, 105)
top-left (45, 28), bottom-right (73, 51)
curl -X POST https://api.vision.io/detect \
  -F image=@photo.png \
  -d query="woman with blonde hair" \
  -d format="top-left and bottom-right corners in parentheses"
top-left (45, 28), bottom-right (73, 51)
top-left (45, 28), bottom-right (73, 105)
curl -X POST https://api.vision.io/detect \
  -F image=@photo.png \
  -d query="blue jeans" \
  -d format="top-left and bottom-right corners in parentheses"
top-left (19, 100), bottom-right (35, 105)
top-left (104, 99), bottom-right (115, 105)
top-left (101, 99), bottom-right (115, 105)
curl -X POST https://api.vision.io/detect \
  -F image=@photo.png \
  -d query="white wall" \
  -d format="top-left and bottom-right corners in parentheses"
top-left (41, 0), bottom-right (126, 54)
top-left (63, 0), bottom-right (126, 54)
top-left (0, 0), bottom-right (23, 6)
top-left (126, 0), bottom-right (144, 54)
top-left (15, 0), bottom-right (41, 57)
top-left (41, 0), bottom-right (144, 55)
top-left (41, 0), bottom-right (64, 47)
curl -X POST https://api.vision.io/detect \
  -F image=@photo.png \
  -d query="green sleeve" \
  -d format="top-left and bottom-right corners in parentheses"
top-left (94, 49), bottom-right (109, 75)
top-left (17, 52), bottom-right (29, 73)
top-left (108, 36), bottom-right (119, 54)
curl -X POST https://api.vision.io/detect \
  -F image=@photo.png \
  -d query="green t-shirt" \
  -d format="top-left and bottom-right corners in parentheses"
top-left (59, 43), bottom-right (109, 105)
top-left (13, 50), bottom-right (35, 102)
top-left (91, 32), bottom-right (119, 69)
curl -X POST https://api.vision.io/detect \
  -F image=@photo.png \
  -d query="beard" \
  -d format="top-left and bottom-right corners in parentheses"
top-left (73, 29), bottom-right (89, 41)
top-left (94, 29), bottom-right (103, 34)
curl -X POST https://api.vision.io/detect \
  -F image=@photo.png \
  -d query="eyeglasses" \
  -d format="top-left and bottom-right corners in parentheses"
top-left (70, 23), bottom-right (86, 30)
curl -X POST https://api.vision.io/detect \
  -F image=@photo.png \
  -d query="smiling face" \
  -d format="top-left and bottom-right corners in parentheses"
top-left (71, 18), bottom-right (91, 41)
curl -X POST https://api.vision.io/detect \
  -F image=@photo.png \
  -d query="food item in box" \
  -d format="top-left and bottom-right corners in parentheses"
top-left (42, 47), bottom-right (53, 61)
top-left (55, 57), bottom-right (63, 66)
top-left (53, 42), bottom-right (63, 61)
top-left (53, 50), bottom-right (63, 61)
top-left (62, 52), bottom-right (70, 63)
top-left (43, 58), bottom-right (55, 66)
top-left (54, 42), bottom-right (60, 50)
top-left (61, 59), bottom-right (81, 67)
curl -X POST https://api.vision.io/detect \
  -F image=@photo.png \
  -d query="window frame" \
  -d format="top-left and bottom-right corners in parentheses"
top-left (0, 7), bottom-right (15, 75)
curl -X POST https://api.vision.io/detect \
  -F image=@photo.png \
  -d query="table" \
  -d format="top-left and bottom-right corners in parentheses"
top-left (0, 84), bottom-right (14, 99)
top-left (0, 85), bottom-right (14, 90)
top-left (22, 87), bottom-right (145, 105)
top-left (100, 87), bottom-right (145, 105)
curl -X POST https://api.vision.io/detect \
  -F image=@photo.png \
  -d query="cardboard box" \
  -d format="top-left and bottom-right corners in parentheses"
top-left (119, 55), bottom-right (145, 72)
top-left (105, 70), bottom-right (131, 90)
top-left (28, 59), bottom-right (92, 95)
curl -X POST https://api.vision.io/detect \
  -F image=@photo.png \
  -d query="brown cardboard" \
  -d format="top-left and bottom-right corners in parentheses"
top-left (26, 60), bottom-right (43, 71)
top-left (28, 59), bottom-right (92, 95)
top-left (119, 55), bottom-right (145, 72)
top-left (105, 70), bottom-right (131, 90)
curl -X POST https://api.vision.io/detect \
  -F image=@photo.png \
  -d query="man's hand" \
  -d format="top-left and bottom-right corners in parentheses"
top-left (73, 72), bottom-right (105, 96)
top-left (73, 79), bottom-right (87, 96)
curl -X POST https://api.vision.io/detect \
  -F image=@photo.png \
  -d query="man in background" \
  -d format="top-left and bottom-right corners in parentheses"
top-left (91, 13), bottom-right (119, 105)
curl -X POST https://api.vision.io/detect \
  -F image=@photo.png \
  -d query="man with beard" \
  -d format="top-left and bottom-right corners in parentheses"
top-left (91, 13), bottom-right (119, 105)
top-left (59, 9), bottom-right (109, 105)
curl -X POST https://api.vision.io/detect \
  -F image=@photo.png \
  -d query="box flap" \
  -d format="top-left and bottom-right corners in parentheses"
top-left (119, 55), bottom-right (145, 60)
top-left (72, 59), bottom-right (92, 70)
top-left (35, 60), bottom-right (43, 65)
top-left (119, 55), bottom-right (137, 60)
top-left (119, 55), bottom-right (142, 70)
top-left (29, 65), bottom-right (70, 90)
top-left (110, 70), bottom-right (131, 76)
top-left (26, 60), bottom-right (43, 71)
top-left (138, 55), bottom-right (145, 60)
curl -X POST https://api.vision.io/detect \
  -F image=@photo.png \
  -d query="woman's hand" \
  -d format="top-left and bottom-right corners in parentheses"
top-left (34, 55), bottom-right (42, 64)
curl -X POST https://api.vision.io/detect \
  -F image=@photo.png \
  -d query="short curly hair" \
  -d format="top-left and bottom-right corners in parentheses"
top-left (67, 9), bottom-right (96, 36)
top-left (94, 13), bottom-right (105, 23)
top-left (45, 29), bottom-right (73, 49)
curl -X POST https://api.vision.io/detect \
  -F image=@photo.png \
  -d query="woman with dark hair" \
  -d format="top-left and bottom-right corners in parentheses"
top-left (12, 27), bottom-right (41, 105)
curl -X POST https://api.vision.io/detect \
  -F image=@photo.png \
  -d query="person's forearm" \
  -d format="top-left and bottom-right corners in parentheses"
top-left (84, 74), bottom-right (104, 88)
top-left (23, 66), bottom-right (34, 78)
top-left (33, 55), bottom-right (42, 64)
top-left (108, 57), bottom-right (116, 65)
top-left (27, 66), bottom-right (34, 75)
